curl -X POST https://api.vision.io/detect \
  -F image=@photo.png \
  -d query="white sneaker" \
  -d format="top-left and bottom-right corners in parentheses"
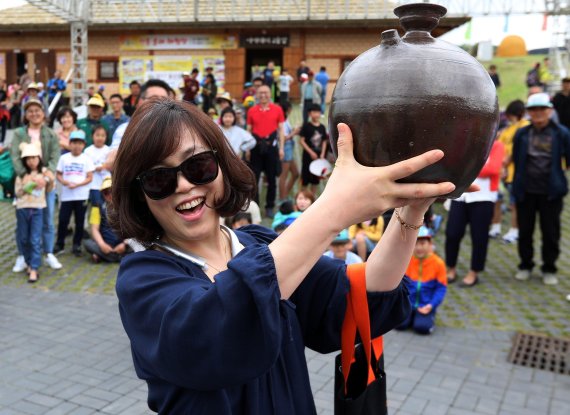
top-left (489, 224), bottom-right (501, 238)
top-left (45, 253), bottom-right (62, 270)
top-left (542, 273), bottom-right (559, 285)
top-left (514, 269), bottom-right (531, 281)
top-left (502, 228), bottom-right (519, 244)
top-left (12, 255), bottom-right (27, 273)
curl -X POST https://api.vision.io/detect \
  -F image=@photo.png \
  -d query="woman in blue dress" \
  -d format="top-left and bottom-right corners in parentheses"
top-left (109, 98), bottom-right (456, 414)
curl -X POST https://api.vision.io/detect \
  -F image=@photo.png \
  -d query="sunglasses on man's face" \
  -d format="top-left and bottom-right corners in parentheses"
top-left (137, 150), bottom-right (219, 200)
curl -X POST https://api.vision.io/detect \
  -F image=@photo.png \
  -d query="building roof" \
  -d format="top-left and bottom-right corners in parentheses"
top-left (0, 1), bottom-right (469, 30)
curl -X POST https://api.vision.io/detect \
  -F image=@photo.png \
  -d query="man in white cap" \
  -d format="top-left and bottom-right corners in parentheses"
top-left (512, 92), bottom-right (570, 285)
top-left (77, 95), bottom-right (110, 147)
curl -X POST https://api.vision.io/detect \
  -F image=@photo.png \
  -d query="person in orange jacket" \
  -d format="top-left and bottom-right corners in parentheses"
top-left (397, 226), bottom-right (447, 335)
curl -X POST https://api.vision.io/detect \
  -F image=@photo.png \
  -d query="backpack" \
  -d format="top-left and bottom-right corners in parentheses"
top-left (526, 68), bottom-right (539, 87)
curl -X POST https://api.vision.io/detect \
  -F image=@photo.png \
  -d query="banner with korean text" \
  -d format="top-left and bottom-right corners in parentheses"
top-left (120, 35), bottom-right (237, 51)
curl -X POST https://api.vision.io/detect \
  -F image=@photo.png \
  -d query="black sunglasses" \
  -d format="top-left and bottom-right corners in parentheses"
top-left (137, 150), bottom-right (219, 200)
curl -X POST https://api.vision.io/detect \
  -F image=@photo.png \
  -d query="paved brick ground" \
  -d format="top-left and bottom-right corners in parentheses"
top-left (1, 286), bottom-right (569, 415)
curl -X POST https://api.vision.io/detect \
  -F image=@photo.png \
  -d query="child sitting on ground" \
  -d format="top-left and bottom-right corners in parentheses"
top-left (230, 212), bottom-right (252, 230)
top-left (349, 217), bottom-right (384, 260)
top-left (397, 226), bottom-right (447, 335)
top-left (294, 189), bottom-right (315, 213)
top-left (84, 177), bottom-right (129, 263)
top-left (272, 200), bottom-right (302, 234)
top-left (323, 229), bottom-right (363, 265)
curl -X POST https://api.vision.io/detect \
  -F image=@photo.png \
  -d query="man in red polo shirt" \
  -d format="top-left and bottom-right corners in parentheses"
top-left (247, 85), bottom-right (285, 218)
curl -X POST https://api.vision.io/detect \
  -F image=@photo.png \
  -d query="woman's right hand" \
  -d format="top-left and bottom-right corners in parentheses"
top-left (320, 123), bottom-right (455, 229)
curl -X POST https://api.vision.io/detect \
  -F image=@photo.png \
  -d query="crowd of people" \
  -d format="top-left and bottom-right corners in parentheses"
top-left (0, 57), bottom-right (567, 330)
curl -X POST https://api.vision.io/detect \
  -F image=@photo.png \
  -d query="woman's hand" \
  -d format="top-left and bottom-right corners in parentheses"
top-left (321, 123), bottom-right (455, 229)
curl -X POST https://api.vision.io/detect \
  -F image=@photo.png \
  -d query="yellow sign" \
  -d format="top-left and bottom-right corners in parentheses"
top-left (118, 55), bottom-right (226, 95)
top-left (120, 35), bottom-right (237, 51)
top-left (119, 56), bottom-right (153, 95)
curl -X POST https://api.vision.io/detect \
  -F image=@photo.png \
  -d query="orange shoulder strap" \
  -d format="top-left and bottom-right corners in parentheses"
top-left (341, 263), bottom-right (384, 392)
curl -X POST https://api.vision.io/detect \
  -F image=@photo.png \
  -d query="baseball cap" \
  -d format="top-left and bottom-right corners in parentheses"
top-left (23, 98), bottom-right (44, 111)
top-left (69, 130), bottom-right (86, 141)
top-left (100, 176), bottom-right (112, 191)
top-left (87, 96), bottom-right (105, 107)
top-left (526, 93), bottom-right (553, 109)
top-left (27, 82), bottom-right (40, 91)
top-left (417, 226), bottom-right (432, 240)
top-left (332, 229), bottom-right (350, 244)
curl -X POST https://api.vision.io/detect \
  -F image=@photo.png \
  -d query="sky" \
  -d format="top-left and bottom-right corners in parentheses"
top-left (440, 14), bottom-right (563, 51)
top-left (0, 0), bottom-right (562, 51)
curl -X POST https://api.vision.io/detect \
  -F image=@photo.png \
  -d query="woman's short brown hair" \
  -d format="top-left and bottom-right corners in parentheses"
top-left (108, 98), bottom-right (256, 243)
top-left (56, 106), bottom-right (78, 125)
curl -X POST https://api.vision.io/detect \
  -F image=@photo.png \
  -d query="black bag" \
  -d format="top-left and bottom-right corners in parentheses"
top-left (334, 263), bottom-right (388, 415)
top-left (334, 345), bottom-right (387, 415)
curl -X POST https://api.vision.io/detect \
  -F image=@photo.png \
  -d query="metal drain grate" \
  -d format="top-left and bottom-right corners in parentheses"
top-left (508, 333), bottom-right (570, 375)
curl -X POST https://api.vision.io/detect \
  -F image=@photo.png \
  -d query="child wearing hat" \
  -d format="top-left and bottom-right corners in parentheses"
top-left (54, 130), bottom-right (94, 256)
top-left (397, 227), bottom-right (447, 335)
top-left (14, 142), bottom-right (54, 283)
top-left (323, 229), bottom-right (363, 265)
top-left (84, 176), bottom-right (128, 263)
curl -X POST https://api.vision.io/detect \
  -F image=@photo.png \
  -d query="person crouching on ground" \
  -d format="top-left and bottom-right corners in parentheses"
top-left (84, 176), bottom-right (129, 263)
top-left (323, 229), bottom-right (363, 265)
top-left (397, 226), bottom-right (447, 335)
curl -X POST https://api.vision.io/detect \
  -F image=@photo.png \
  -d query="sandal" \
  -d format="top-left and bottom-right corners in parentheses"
top-left (27, 271), bottom-right (39, 284)
top-left (447, 269), bottom-right (457, 284)
top-left (461, 271), bottom-right (478, 288)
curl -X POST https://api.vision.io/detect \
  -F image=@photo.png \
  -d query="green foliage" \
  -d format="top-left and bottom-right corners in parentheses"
top-left (478, 54), bottom-right (548, 109)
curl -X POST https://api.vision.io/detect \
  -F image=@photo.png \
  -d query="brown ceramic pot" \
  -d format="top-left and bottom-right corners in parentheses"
top-left (329, 3), bottom-right (499, 198)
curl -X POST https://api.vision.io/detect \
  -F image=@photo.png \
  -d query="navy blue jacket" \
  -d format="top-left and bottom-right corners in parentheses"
top-left (116, 225), bottom-right (410, 414)
top-left (512, 121), bottom-right (570, 201)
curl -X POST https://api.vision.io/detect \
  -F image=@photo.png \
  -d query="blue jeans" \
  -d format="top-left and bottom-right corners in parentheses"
top-left (43, 189), bottom-right (56, 254)
top-left (320, 89), bottom-right (326, 113)
top-left (16, 208), bottom-right (44, 270)
top-left (283, 140), bottom-right (294, 162)
top-left (396, 309), bottom-right (436, 335)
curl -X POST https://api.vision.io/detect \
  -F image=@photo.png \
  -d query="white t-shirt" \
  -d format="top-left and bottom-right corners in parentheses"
top-left (220, 126), bottom-right (256, 156)
top-left (84, 144), bottom-right (111, 190)
top-left (323, 250), bottom-right (364, 265)
top-left (278, 74), bottom-right (293, 92)
top-left (111, 121), bottom-right (129, 150)
top-left (57, 152), bottom-right (95, 202)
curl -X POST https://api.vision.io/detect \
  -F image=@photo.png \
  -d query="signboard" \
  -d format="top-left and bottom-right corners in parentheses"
top-left (120, 35), bottom-right (237, 51)
top-left (119, 56), bottom-right (154, 94)
top-left (119, 55), bottom-right (225, 95)
top-left (240, 35), bottom-right (289, 48)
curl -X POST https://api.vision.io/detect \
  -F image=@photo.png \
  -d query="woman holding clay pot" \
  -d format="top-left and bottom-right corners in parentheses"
top-left (110, 98), bottom-right (466, 414)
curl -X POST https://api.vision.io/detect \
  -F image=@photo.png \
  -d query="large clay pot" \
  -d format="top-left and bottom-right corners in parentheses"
top-left (329, 3), bottom-right (499, 198)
